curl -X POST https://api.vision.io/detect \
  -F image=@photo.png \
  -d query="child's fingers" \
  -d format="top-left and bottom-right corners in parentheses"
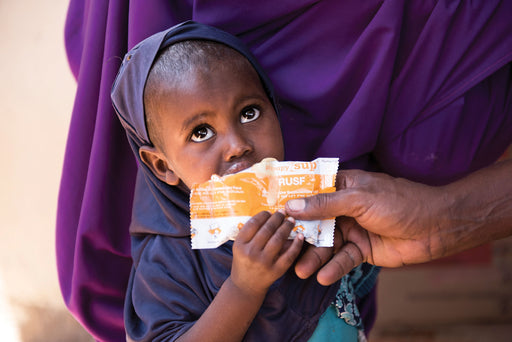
top-left (236, 211), bottom-right (271, 243)
top-left (263, 216), bottom-right (296, 257)
top-left (250, 210), bottom-right (287, 249)
top-left (275, 233), bottom-right (304, 270)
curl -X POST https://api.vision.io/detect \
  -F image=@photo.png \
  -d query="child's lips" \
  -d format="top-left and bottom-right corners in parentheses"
top-left (223, 161), bottom-right (252, 176)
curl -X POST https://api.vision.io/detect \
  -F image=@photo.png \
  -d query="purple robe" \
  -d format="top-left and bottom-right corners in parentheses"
top-left (58, 1), bottom-right (512, 341)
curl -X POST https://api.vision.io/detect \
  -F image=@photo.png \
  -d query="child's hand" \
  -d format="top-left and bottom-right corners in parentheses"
top-left (230, 210), bottom-right (304, 296)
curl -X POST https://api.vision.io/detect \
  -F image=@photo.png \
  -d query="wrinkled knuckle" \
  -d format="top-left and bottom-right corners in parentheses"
top-left (273, 232), bottom-right (287, 244)
top-left (311, 193), bottom-right (330, 211)
top-left (276, 227), bottom-right (291, 241)
top-left (345, 242), bottom-right (363, 266)
top-left (344, 172), bottom-right (358, 188)
top-left (332, 259), bottom-right (349, 276)
top-left (261, 223), bottom-right (274, 236)
top-left (245, 248), bottom-right (259, 261)
top-left (310, 249), bottom-right (325, 268)
top-left (336, 172), bottom-right (347, 190)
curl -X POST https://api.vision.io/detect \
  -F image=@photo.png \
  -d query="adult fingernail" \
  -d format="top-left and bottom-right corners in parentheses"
top-left (287, 199), bottom-right (305, 211)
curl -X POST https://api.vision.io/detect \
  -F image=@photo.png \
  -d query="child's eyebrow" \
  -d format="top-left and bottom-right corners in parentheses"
top-left (233, 94), bottom-right (267, 108)
top-left (180, 112), bottom-right (212, 134)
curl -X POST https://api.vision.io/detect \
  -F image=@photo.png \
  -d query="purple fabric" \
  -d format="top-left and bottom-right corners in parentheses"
top-left (58, 1), bottom-right (512, 341)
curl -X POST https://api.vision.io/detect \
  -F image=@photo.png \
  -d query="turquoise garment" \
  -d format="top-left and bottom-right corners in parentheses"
top-left (308, 264), bottom-right (380, 341)
top-left (308, 304), bottom-right (358, 342)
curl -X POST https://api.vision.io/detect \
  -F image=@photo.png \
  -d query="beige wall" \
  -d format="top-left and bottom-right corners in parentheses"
top-left (0, 0), bottom-right (91, 340)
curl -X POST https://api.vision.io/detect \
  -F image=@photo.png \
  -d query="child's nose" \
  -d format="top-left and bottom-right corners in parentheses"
top-left (224, 130), bottom-right (253, 161)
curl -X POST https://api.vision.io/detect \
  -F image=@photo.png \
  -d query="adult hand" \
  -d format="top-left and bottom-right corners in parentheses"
top-left (285, 160), bottom-right (512, 286)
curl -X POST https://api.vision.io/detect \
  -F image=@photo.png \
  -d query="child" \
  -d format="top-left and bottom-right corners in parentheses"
top-left (111, 21), bottom-right (363, 341)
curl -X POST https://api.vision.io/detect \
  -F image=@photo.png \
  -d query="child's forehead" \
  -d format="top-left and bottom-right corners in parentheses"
top-left (154, 58), bottom-right (264, 106)
top-left (148, 43), bottom-right (261, 95)
top-left (112, 21), bottom-right (277, 146)
top-left (156, 39), bottom-right (253, 73)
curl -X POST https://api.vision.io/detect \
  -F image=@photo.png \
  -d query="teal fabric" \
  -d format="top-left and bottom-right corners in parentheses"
top-left (308, 304), bottom-right (358, 342)
top-left (334, 271), bottom-right (361, 327)
top-left (350, 263), bottom-right (380, 299)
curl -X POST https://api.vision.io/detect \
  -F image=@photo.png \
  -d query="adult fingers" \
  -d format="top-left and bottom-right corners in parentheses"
top-left (316, 241), bottom-right (365, 286)
top-left (315, 216), bottom-right (370, 285)
top-left (285, 170), bottom-right (374, 221)
top-left (285, 190), bottom-right (364, 222)
top-left (294, 245), bottom-right (333, 279)
top-left (294, 226), bottom-right (343, 279)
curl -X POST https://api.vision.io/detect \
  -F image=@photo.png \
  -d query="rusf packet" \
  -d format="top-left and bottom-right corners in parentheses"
top-left (190, 157), bottom-right (339, 249)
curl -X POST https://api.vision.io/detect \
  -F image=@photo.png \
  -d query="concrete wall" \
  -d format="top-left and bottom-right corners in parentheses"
top-left (0, 1), bottom-right (92, 340)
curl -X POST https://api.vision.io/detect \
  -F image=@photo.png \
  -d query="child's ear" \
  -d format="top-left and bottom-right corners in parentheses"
top-left (139, 146), bottom-right (180, 186)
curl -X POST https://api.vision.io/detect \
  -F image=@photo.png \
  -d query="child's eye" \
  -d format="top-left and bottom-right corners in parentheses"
top-left (240, 106), bottom-right (261, 123)
top-left (191, 125), bottom-right (215, 142)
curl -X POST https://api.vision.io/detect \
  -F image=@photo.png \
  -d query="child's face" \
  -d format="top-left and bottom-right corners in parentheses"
top-left (140, 61), bottom-right (284, 190)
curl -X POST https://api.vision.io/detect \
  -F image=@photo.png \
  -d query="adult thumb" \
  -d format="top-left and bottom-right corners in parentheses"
top-left (285, 191), bottom-right (354, 221)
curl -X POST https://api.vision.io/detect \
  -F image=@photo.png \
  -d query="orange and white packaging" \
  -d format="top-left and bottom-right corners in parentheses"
top-left (190, 157), bottom-right (339, 249)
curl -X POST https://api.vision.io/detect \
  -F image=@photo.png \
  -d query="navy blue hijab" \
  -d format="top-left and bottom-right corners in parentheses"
top-left (111, 21), bottom-right (339, 341)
